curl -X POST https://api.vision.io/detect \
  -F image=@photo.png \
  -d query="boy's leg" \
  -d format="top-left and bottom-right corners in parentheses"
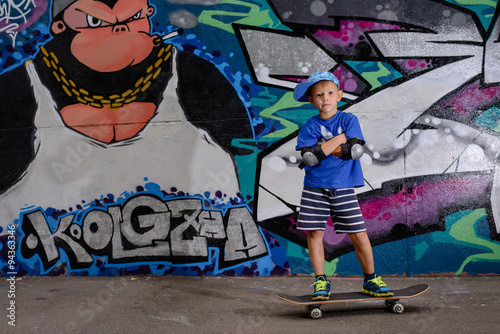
top-left (330, 188), bottom-right (393, 297)
top-left (307, 230), bottom-right (331, 301)
top-left (347, 231), bottom-right (374, 274)
top-left (348, 231), bottom-right (393, 297)
top-left (308, 230), bottom-right (326, 276)
top-left (297, 186), bottom-right (332, 300)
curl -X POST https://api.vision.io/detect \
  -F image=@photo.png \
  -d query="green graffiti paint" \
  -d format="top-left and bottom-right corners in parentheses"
top-left (473, 107), bottom-right (500, 132)
top-left (198, 0), bottom-right (287, 33)
top-left (448, 209), bottom-right (500, 275)
top-left (433, 209), bottom-right (500, 274)
top-left (260, 92), bottom-right (300, 138)
top-left (344, 61), bottom-right (403, 90)
top-left (415, 241), bottom-right (429, 261)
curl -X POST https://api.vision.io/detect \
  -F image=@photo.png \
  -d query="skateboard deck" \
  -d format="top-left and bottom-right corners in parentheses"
top-left (276, 284), bottom-right (429, 319)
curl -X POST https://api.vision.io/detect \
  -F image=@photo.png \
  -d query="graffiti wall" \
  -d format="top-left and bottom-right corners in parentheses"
top-left (1, 0), bottom-right (499, 277)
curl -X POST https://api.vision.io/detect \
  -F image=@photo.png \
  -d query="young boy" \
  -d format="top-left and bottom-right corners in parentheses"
top-left (294, 71), bottom-right (393, 301)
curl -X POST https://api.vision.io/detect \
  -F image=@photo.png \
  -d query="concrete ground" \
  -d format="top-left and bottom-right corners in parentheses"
top-left (1, 275), bottom-right (499, 334)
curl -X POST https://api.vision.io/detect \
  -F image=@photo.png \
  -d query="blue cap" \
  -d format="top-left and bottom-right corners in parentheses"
top-left (293, 71), bottom-right (340, 102)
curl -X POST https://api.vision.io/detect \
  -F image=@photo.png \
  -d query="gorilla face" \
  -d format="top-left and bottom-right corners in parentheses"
top-left (54, 0), bottom-right (158, 72)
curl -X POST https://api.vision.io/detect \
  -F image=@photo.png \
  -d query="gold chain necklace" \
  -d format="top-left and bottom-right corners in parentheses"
top-left (39, 44), bottom-right (172, 109)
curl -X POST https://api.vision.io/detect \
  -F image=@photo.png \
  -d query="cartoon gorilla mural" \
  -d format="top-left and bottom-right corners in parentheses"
top-left (0, 0), bottom-right (268, 275)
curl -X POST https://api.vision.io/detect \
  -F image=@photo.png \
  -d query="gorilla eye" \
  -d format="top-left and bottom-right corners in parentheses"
top-left (132, 10), bottom-right (142, 20)
top-left (86, 15), bottom-right (102, 28)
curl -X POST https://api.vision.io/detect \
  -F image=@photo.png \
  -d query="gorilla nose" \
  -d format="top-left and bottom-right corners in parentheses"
top-left (112, 25), bottom-right (130, 33)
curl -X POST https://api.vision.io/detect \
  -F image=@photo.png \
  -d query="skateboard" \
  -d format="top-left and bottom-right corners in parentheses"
top-left (276, 284), bottom-right (429, 319)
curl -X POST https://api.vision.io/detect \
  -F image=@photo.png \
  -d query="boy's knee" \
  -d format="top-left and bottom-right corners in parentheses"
top-left (308, 230), bottom-right (324, 241)
top-left (348, 231), bottom-right (369, 244)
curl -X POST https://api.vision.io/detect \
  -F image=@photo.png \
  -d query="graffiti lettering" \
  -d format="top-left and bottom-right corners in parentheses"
top-left (0, 0), bottom-right (37, 45)
top-left (19, 194), bottom-right (268, 273)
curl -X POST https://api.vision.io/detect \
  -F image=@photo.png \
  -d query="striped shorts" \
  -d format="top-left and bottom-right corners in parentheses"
top-left (297, 186), bottom-right (366, 233)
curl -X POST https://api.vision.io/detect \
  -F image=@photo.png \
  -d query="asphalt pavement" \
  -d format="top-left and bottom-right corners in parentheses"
top-left (1, 275), bottom-right (499, 334)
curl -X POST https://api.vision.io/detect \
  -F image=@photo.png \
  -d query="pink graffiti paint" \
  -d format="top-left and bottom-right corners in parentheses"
top-left (403, 59), bottom-right (432, 71)
top-left (313, 20), bottom-right (403, 48)
top-left (442, 80), bottom-right (500, 117)
top-left (275, 172), bottom-right (491, 261)
top-left (322, 172), bottom-right (491, 253)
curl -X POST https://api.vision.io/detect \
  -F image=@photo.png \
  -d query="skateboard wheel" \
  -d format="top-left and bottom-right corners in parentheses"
top-left (392, 303), bottom-right (404, 314)
top-left (385, 300), bottom-right (396, 308)
top-left (310, 308), bottom-right (322, 319)
top-left (307, 304), bottom-right (321, 311)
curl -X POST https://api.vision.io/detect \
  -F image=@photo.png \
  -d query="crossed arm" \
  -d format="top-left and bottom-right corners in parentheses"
top-left (300, 133), bottom-right (365, 167)
top-left (317, 133), bottom-right (346, 158)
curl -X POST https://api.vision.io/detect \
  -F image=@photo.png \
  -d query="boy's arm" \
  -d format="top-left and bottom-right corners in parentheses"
top-left (335, 114), bottom-right (365, 159)
top-left (326, 145), bottom-right (343, 158)
top-left (299, 133), bottom-right (346, 168)
top-left (319, 135), bottom-right (365, 159)
top-left (318, 133), bottom-right (346, 156)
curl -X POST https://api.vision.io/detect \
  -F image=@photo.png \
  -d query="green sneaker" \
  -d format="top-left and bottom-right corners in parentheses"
top-left (362, 275), bottom-right (394, 297)
top-left (311, 276), bottom-right (331, 301)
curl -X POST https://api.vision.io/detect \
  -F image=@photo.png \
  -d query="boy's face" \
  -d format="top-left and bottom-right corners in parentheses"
top-left (307, 80), bottom-right (343, 119)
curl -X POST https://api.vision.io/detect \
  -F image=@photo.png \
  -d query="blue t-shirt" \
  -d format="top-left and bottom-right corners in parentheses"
top-left (296, 110), bottom-right (365, 189)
